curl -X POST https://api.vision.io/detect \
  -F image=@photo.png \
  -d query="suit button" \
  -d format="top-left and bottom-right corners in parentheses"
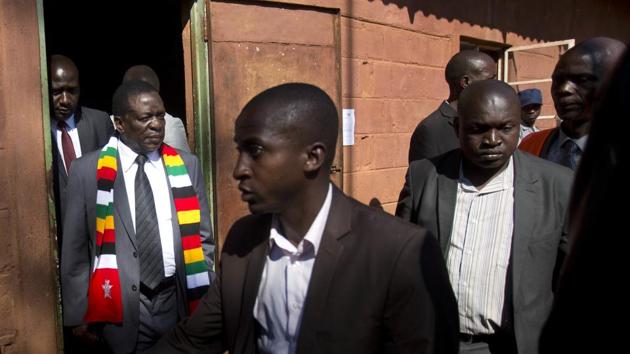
top-left (133, 251), bottom-right (137, 258)
top-left (132, 285), bottom-right (137, 291)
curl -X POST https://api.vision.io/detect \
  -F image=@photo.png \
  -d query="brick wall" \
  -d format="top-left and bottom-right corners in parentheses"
top-left (262, 0), bottom-right (630, 212)
top-left (0, 0), bottom-right (59, 352)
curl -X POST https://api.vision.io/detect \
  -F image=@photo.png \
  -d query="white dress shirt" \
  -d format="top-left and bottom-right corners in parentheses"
top-left (118, 140), bottom-right (176, 277)
top-left (253, 184), bottom-right (333, 354)
top-left (52, 114), bottom-right (82, 171)
top-left (447, 158), bottom-right (514, 335)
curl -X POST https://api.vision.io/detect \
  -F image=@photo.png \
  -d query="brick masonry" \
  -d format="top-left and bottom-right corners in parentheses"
top-left (277, 0), bottom-right (630, 212)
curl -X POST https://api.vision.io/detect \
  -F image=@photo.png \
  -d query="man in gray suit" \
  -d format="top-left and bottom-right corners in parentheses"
top-left (61, 81), bottom-right (214, 353)
top-left (49, 54), bottom-right (114, 246)
top-left (397, 80), bottom-right (573, 353)
top-left (122, 65), bottom-right (191, 152)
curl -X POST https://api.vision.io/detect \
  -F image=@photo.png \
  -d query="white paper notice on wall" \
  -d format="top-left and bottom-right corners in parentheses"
top-left (342, 109), bottom-right (355, 146)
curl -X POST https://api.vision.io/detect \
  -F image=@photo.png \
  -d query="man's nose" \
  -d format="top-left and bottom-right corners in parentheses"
top-left (554, 80), bottom-right (573, 96)
top-left (484, 130), bottom-right (501, 146)
top-left (233, 154), bottom-right (250, 180)
top-left (59, 91), bottom-right (71, 105)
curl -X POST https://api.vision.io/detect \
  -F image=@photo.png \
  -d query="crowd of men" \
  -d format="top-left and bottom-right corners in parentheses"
top-left (50, 36), bottom-right (626, 354)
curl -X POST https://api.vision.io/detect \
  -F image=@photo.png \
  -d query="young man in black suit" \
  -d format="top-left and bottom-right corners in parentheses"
top-left (151, 83), bottom-right (459, 354)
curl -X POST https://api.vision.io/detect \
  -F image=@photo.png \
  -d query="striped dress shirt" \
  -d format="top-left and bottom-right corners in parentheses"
top-left (446, 157), bottom-right (514, 335)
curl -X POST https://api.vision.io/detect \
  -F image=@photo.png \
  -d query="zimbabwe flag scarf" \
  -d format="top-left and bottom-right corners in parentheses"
top-left (84, 136), bottom-right (210, 324)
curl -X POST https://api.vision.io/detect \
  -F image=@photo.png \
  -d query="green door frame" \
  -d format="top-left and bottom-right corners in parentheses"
top-left (189, 0), bottom-right (217, 257)
top-left (36, 0), bottom-right (64, 352)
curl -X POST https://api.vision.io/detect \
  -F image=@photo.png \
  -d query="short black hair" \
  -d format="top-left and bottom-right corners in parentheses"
top-left (240, 83), bottom-right (339, 166)
top-left (112, 80), bottom-right (159, 117)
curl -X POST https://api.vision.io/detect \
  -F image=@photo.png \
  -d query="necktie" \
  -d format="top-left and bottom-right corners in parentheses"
top-left (560, 139), bottom-right (580, 170)
top-left (58, 121), bottom-right (76, 172)
top-left (135, 154), bottom-right (164, 290)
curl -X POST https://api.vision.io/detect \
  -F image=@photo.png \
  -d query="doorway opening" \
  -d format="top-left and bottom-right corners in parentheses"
top-left (43, 0), bottom-right (187, 124)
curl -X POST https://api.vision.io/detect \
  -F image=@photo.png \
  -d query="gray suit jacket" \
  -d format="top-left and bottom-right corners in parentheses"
top-left (396, 150), bottom-right (573, 354)
top-left (53, 106), bottom-right (114, 239)
top-left (61, 144), bottom-right (214, 354)
top-left (408, 102), bottom-right (459, 163)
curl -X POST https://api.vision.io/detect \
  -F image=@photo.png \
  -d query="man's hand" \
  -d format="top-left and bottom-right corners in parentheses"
top-left (71, 324), bottom-right (102, 345)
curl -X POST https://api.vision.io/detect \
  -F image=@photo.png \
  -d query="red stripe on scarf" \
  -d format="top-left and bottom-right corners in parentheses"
top-left (96, 229), bottom-right (116, 246)
top-left (188, 299), bottom-right (200, 314)
top-left (98, 166), bottom-right (117, 181)
top-left (181, 235), bottom-right (202, 250)
top-left (84, 268), bottom-right (123, 324)
top-left (174, 196), bottom-right (200, 211)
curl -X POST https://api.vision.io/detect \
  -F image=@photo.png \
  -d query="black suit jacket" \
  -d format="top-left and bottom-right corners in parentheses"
top-left (396, 150), bottom-right (573, 354)
top-left (408, 102), bottom-right (458, 163)
top-left (152, 187), bottom-right (459, 354)
top-left (53, 106), bottom-right (114, 239)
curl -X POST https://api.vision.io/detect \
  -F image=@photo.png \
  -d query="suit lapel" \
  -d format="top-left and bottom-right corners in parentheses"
top-left (233, 225), bottom-right (269, 353)
top-left (297, 187), bottom-right (349, 351)
top-left (540, 128), bottom-right (560, 159)
top-left (436, 151), bottom-right (460, 254)
top-left (75, 107), bottom-right (92, 153)
top-left (511, 151), bottom-right (538, 298)
top-left (113, 156), bottom-right (136, 250)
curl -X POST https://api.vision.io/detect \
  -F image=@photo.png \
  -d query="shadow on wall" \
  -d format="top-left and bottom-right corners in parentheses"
top-left (369, 0), bottom-right (630, 42)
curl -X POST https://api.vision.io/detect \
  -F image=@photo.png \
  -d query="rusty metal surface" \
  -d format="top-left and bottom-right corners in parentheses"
top-left (209, 1), bottom-right (341, 249)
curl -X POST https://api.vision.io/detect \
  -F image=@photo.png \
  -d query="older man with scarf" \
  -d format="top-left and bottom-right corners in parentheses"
top-left (61, 81), bottom-right (214, 353)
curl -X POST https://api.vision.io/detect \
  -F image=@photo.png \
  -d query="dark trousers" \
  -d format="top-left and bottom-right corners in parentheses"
top-left (459, 331), bottom-right (517, 354)
top-left (136, 278), bottom-right (178, 353)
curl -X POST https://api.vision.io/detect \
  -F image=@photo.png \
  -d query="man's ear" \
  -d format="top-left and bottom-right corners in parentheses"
top-left (304, 142), bottom-right (327, 174)
top-left (460, 75), bottom-right (471, 89)
top-left (113, 115), bottom-right (124, 133)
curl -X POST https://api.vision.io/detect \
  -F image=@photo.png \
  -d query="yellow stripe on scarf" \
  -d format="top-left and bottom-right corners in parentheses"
top-left (177, 210), bottom-right (200, 225)
top-left (97, 155), bottom-right (117, 170)
top-left (163, 154), bottom-right (185, 167)
top-left (184, 248), bottom-right (204, 264)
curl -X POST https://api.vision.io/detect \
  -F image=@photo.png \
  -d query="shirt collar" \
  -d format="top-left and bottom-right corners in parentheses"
top-left (54, 114), bottom-right (76, 130)
top-left (268, 183), bottom-right (333, 257)
top-left (459, 156), bottom-right (514, 194)
top-left (558, 126), bottom-right (588, 151)
top-left (117, 139), bottom-right (162, 173)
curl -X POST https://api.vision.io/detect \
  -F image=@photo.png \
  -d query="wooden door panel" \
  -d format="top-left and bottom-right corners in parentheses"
top-left (209, 1), bottom-right (341, 248)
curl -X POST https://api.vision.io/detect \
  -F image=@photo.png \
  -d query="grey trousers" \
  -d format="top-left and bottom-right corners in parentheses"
top-left (135, 283), bottom-right (178, 353)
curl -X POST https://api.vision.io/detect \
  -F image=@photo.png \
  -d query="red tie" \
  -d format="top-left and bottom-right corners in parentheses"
top-left (58, 120), bottom-right (76, 173)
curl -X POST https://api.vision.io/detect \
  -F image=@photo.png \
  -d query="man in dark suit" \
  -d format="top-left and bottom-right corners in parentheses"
top-left (408, 51), bottom-right (496, 163)
top-left (49, 54), bottom-right (114, 245)
top-left (151, 83), bottom-right (459, 354)
top-left (397, 80), bottom-right (573, 354)
top-left (61, 81), bottom-right (214, 353)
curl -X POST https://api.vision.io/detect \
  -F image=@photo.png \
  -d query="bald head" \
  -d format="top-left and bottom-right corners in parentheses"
top-left (552, 37), bottom-right (626, 134)
top-left (445, 50), bottom-right (497, 100)
top-left (50, 55), bottom-right (80, 121)
top-left (123, 65), bottom-right (160, 92)
top-left (237, 83), bottom-right (338, 166)
top-left (457, 80), bottom-right (521, 178)
top-left (459, 80), bottom-right (520, 123)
